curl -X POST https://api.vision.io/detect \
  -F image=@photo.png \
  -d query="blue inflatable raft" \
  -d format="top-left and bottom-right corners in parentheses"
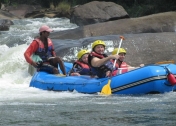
top-left (29, 63), bottom-right (176, 94)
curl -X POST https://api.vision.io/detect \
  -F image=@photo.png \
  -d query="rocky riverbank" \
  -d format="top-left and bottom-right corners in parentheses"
top-left (1, 1), bottom-right (176, 65)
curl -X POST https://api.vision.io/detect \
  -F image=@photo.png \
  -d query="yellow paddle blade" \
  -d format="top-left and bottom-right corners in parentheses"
top-left (155, 60), bottom-right (174, 64)
top-left (101, 80), bottom-right (112, 95)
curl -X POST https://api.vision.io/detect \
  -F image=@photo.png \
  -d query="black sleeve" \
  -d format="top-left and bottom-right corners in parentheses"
top-left (88, 54), bottom-right (94, 66)
top-left (69, 64), bottom-right (82, 75)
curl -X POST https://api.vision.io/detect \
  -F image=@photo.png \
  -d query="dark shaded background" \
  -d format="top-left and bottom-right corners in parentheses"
top-left (1, 0), bottom-right (176, 17)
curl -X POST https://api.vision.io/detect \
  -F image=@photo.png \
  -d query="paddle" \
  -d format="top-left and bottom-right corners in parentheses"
top-left (141, 60), bottom-right (175, 67)
top-left (155, 60), bottom-right (174, 64)
top-left (101, 36), bottom-right (125, 95)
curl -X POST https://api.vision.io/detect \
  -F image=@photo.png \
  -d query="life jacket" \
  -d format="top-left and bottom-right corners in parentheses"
top-left (34, 38), bottom-right (54, 62)
top-left (72, 60), bottom-right (91, 75)
top-left (112, 59), bottom-right (128, 74)
top-left (88, 52), bottom-right (115, 78)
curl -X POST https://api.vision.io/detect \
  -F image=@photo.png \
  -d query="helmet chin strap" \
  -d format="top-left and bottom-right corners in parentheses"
top-left (118, 59), bottom-right (122, 63)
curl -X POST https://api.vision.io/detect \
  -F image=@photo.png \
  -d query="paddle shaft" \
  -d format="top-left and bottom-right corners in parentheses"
top-left (101, 36), bottom-right (125, 95)
top-left (113, 37), bottom-right (124, 68)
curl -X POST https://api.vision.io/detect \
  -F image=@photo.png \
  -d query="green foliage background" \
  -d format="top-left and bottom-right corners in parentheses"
top-left (1, 0), bottom-right (176, 17)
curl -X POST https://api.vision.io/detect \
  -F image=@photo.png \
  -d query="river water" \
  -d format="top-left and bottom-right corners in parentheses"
top-left (0, 18), bottom-right (176, 126)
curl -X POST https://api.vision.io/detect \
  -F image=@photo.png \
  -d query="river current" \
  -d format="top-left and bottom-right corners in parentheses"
top-left (0, 18), bottom-right (176, 126)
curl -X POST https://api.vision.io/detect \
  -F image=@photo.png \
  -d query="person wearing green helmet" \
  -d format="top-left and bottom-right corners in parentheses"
top-left (88, 40), bottom-right (119, 78)
top-left (69, 49), bottom-right (92, 76)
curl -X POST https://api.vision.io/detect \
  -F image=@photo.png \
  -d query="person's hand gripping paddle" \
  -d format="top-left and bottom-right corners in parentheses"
top-left (101, 36), bottom-right (125, 95)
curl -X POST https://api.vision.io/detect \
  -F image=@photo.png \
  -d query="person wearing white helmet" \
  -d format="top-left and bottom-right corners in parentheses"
top-left (88, 40), bottom-right (119, 78)
top-left (70, 50), bottom-right (92, 76)
top-left (24, 25), bottom-right (66, 75)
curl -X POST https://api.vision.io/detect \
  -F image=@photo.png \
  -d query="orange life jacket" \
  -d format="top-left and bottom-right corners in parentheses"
top-left (34, 38), bottom-right (54, 62)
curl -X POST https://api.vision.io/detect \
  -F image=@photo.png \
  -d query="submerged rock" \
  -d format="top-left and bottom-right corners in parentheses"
top-left (0, 19), bottom-right (14, 31)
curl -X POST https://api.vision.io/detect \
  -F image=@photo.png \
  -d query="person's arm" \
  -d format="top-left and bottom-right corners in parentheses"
top-left (91, 55), bottom-right (119, 67)
top-left (49, 38), bottom-right (56, 57)
top-left (24, 41), bottom-right (38, 67)
top-left (70, 64), bottom-right (82, 76)
top-left (50, 39), bottom-right (66, 74)
top-left (57, 57), bottom-right (66, 75)
top-left (51, 43), bottom-right (56, 57)
top-left (70, 66), bottom-right (81, 76)
top-left (128, 67), bottom-right (136, 71)
top-left (127, 64), bottom-right (145, 71)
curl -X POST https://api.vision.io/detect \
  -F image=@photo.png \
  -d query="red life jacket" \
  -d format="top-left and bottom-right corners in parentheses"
top-left (90, 52), bottom-right (105, 59)
top-left (112, 59), bottom-right (128, 74)
top-left (34, 38), bottom-right (54, 62)
top-left (74, 61), bottom-right (90, 69)
top-left (73, 61), bottom-right (91, 75)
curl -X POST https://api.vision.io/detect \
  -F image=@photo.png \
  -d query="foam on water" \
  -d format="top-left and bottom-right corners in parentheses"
top-left (1, 17), bottom-right (176, 126)
top-left (0, 18), bottom-right (80, 102)
top-left (0, 17), bottom-right (176, 105)
top-left (0, 43), bottom-right (92, 102)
